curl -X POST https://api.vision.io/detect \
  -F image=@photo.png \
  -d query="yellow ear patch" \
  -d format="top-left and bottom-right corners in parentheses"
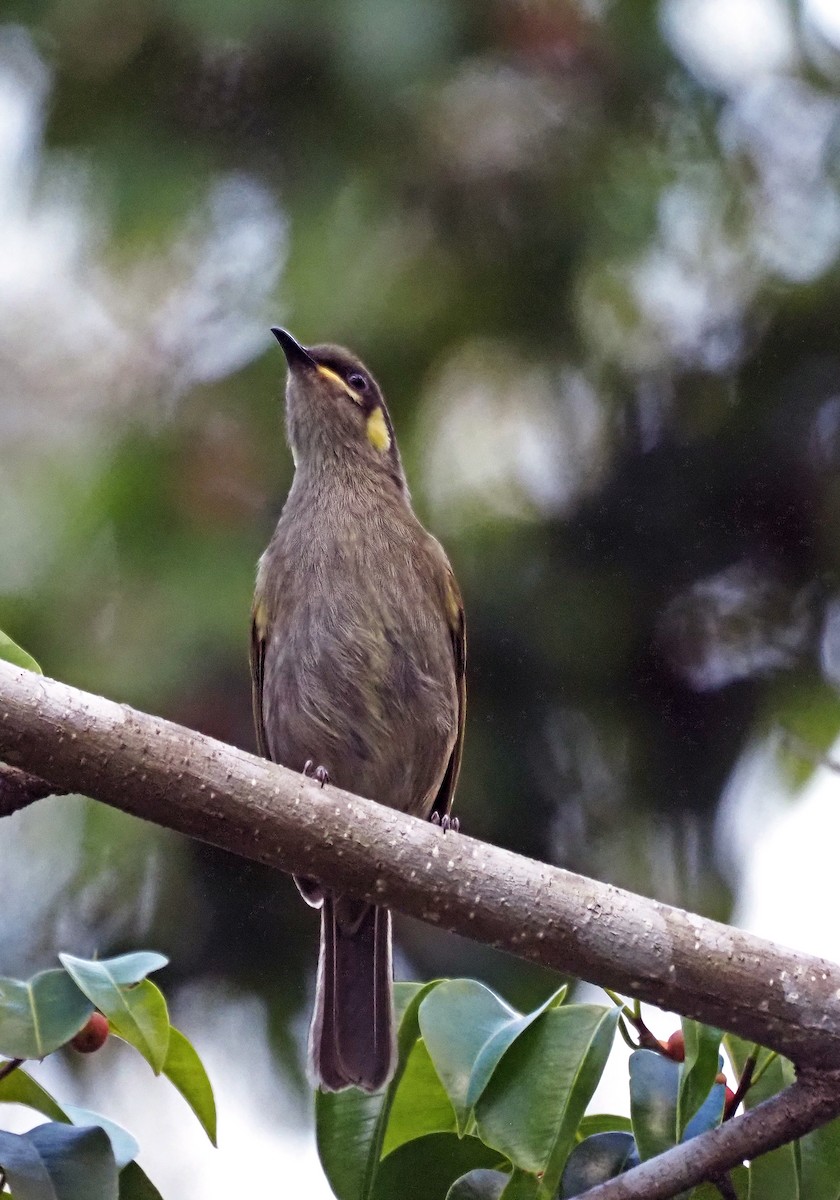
top-left (366, 406), bottom-right (391, 453)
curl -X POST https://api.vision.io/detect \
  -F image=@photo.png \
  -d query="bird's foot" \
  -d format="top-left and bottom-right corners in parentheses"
top-left (303, 759), bottom-right (330, 788)
top-left (431, 811), bottom-right (460, 834)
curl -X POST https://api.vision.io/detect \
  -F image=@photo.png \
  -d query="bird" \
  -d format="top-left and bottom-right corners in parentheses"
top-left (250, 329), bottom-right (466, 1092)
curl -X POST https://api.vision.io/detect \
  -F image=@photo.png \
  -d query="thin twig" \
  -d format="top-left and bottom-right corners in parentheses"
top-left (0, 1058), bottom-right (23, 1083)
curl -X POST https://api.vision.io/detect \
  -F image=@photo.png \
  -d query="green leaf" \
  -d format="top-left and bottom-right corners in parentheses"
top-left (162, 1026), bottom-right (217, 1145)
top-left (0, 1123), bottom-right (118, 1200)
top-left (445, 1169), bottom-right (509, 1200)
top-left (629, 1049), bottom-right (678, 1160)
top-left (0, 1066), bottom-right (69, 1122)
top-left (381, 1039), bottom-right (456, 1155)
top-left (741, 1054), bottom-right (798, 1200)
top-left (85, 954), bottom-right (169, 987)
top-left (58, 958), bottom-right (169, 1074)
top-left (723, 1042), bottom-right (797, 1200)
top-left (0, 1072), bottom-right (144, 1172)
top-left (0, 970), bottom-right (93, 1059)
top-left (683, 1082), bottom-right (725, 1141)
top-left (118, 1161), bottom-right (165, 1200)
top-left (577, 1114), bottom-right (633, 1139)
top-left (499, 1169), bottom-right (540, 1199)
top-left (316, 981), bottom-right (440, 1200)
top-left (474, 1004), bottom-right (620, 1199)
top-left (798, 1115), bottom-right (840, 1200)
top-left (370, 1133), bottom-right (503, 1200)
top-left (62, 1108), bottom-right (138, 1170)
top-left (559, 1132), bottom-right (638, 1196)
top-left (0, 631), bottom-right (42, 674)
top-left (464, 987), bottom-right (567, 1113)
top-left (677, 1019), bottom-right (722, 1138)
top-left (419, 980), bottom-right (519, 1134)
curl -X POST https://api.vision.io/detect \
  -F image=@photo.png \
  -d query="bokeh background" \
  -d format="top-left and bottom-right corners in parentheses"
top-left (4, 0), bottom-right (840, 1193)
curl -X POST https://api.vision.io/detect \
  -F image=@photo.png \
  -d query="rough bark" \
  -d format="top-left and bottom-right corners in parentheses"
top-left (1, 659), bottom-right (839, 1074)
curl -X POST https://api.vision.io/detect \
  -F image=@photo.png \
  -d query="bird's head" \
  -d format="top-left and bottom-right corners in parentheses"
top-left (272, 328), bottom-right (406, 493)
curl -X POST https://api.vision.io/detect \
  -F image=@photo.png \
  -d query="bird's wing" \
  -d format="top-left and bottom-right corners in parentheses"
top-left (250, 599), bottom-right (269, 758)
top-left (430, 563), bottom-right (466, 823)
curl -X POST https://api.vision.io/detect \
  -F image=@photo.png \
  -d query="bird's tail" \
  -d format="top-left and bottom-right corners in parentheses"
top-left (309, 895), bottom-right (395, 1092)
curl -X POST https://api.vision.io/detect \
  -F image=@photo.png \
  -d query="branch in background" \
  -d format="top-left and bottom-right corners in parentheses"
top-left (578, 1071), bottom-right (840, 1200)
top-left (0, 762), bottom-right (66, 817)
top-left (2, 660), bottom-right (840, 1077)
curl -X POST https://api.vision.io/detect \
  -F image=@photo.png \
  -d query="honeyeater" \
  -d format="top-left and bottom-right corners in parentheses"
top-left (250, 329), bottom-right (466, 1092)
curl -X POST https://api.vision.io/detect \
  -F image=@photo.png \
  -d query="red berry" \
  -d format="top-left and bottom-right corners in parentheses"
top-left (725, 1086), bottom-right (737, 1111)
top-left (70, 1012), bottom-right (109, 1053)
top-left (664, 1031), bottom-right (685, 1061)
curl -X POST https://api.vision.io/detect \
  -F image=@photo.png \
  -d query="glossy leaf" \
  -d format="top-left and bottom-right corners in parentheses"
top-left (78, 954), bottom-right (168, 987)
top-left (464, 987), bottom-right (567, 1113)
top-left (59, 958), bottom-right (169, 1074)
top-left (577, 1114), bottom-right (633, 1138)
top-left (559, 1132), bottom-right (638, 1197)
top-left (677, 1019), bottom-right (722, 1138)
top-left (0, 630), bottom-right (42, 674)
top-left (419, 980), bottom-right (519, 1133)
top-left (0, 970), bottom-right (93, 1059)
top-left (722, 1041), bottom-right (797, 1200)
top-left (0, 1065), bottom-right (68, 1122)
top-left (446, 1169), bottom-right (509, 1200)
top-left (474, 1004), bottom-right (619, 1198)
top-left (62, 1107), bottom-right (139, 1170)
top-left (688, 1173), bottom-right (749, 1200)
top-left (162, 1026), bottom-right (217, 1145)
top-left (0, 1122), bottom-right (118, 1200)
top-left (316, 981), bottom-right (440, 1200)
top-left (629, 1049), bottom-right (678, 1160)
top-left (118, 1161), bottom-right (165, 1200)
top-left (798, 1115), bottom-right (840, 1200)
top-left (746, 1064), bottom-right (799, 1200)
top-left (499, 1169), bottom-right (541, 1199)
top-left (370, 1133), bottom-right (502, 1200)
top-left (381, 1039), bottom-right (456, 1155)
top-left (683, 1081), bottom-right (725, 1141)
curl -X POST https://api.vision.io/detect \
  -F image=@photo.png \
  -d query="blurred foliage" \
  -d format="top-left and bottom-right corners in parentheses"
top-left (4, 0), bottom-right (840, 1172)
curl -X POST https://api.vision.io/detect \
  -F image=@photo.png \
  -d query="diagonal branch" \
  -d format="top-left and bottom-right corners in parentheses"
top-left (576, 1071), bottom-right (840, 1199)
top-left (2, 659), bottom-right (840, 1082)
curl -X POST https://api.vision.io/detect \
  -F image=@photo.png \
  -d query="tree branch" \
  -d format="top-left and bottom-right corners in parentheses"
top-left (0, 762), bottom-right (66, 816)
top-left (2, 661), bottom-right (840, 1076)
top-left (576, 1071), bottom-right (840, 1199)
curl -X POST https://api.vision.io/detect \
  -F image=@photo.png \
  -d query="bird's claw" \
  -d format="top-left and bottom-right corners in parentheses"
top-left (431, 811), bottom-right (460, 834)
top-left (303, 759), bottom-right (330, 788)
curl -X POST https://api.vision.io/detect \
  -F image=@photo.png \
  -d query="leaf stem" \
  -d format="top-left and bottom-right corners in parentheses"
top-left (0, 1058), bottom-right (22, 1083)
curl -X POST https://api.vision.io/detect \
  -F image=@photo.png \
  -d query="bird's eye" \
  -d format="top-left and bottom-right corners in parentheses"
top-left (348, 373), bottom-right (368, 392)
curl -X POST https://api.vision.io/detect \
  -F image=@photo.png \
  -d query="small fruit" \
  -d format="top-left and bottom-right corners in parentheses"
top-left (71, 1012), bottom-right (109, 1053)
top-left (725, 1085), bottom-right (737, 1112)
top-left (664, 1030), bottom-right (685, 1061)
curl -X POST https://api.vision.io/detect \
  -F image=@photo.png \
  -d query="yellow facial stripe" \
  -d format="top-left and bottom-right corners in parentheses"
top-left (444, 579), bottom-right (461, 627)
top-left (253, 599), bottom-right (268, 638)
top-left (366, 406), bottom-right (391, 453)
top-left (316, 364), bottom-right (360, 402)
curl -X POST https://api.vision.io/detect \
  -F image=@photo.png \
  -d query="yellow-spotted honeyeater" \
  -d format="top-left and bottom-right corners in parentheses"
top-left (250, 330), bottom-right (466, 1092)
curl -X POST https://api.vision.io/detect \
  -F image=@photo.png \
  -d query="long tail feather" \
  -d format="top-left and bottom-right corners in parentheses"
top-left (310, 895), bottom-right (395, 1092)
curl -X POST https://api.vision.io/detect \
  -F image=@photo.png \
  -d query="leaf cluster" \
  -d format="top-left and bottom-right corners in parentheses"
top-left (0, 951), bottom-right (216, 1200)
top-left (317, 981), bottom-right (840, 1200)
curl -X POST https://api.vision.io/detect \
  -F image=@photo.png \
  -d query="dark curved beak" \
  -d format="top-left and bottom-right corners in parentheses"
top-left (271, 328), bottom-right (317, 371)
